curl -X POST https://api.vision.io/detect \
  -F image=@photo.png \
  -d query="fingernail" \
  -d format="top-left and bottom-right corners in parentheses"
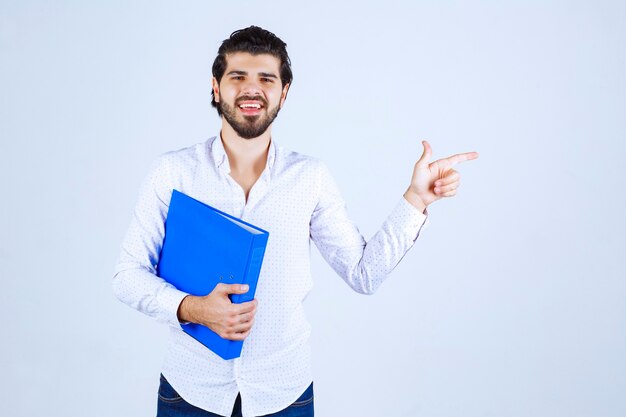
top-left (242, 285), bottom-right (249, 291)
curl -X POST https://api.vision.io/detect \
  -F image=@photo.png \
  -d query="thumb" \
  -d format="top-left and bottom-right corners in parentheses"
top-left (416, 140), bottom-right (432, 166)
top-left (222, 283), bottom-right (249, 295)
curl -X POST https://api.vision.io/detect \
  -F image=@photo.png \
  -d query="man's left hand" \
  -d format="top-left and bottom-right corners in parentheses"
top-left (403, 140), bottom-right (479, 212)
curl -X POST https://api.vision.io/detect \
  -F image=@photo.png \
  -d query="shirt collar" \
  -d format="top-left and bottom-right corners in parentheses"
top-left (211, 133), bottom-right (277, 177)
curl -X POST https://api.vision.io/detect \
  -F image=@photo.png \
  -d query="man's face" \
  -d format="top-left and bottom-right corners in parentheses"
top-left (213, 52), bottom-right (289, 139)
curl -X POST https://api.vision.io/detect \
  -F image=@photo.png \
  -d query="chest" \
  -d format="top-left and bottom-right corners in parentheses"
top-left (229, 170), bottom-right (262, 200)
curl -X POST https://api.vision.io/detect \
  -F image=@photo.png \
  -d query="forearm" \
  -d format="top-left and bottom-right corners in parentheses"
top-left (112, 265), bottom-right (189, 328)
top-left (313, 196), bottom-right (428, 295)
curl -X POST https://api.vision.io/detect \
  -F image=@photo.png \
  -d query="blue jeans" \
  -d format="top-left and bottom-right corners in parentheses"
top-left (157, 374), bottom-right (314, 417)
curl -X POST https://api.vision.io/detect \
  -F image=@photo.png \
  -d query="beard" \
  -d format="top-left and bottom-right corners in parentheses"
top-left (219, 94), bottom-right (281, 139)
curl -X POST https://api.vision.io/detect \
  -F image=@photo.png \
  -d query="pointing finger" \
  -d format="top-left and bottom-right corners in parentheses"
top-left (443, 151), bottom-right (479, 167)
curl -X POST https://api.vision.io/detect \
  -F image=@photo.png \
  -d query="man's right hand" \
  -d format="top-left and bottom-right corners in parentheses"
top-left (176, 284), bottom-right (258, 341)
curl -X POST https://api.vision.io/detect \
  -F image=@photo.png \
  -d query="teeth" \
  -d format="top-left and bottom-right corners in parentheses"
top-left (239, 103), bottom-right (261, 109)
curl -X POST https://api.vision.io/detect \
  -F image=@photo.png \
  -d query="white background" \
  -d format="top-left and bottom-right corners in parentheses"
top-left (1, 1), bottom-right (625, 416)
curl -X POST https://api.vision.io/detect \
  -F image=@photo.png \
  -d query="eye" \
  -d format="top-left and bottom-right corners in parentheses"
top-left (261, 78), bottom-right (274, 83)
top-left (232, 76), bottom-right (244, 80)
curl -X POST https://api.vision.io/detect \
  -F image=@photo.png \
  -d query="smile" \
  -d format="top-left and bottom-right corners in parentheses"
top-left (237, 101), bottom-right (264, 115)
top-left (238, 99), bottom-right (264, 108)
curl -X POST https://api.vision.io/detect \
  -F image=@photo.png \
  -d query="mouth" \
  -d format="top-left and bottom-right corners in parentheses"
top-left (237, 100), bottom-right (264, 116)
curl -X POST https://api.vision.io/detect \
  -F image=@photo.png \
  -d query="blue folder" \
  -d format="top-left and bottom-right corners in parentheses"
top-left (157, 189), bottom-right (269, 360)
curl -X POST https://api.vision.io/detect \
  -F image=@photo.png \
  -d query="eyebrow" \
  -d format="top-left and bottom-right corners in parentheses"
top-left (226, 70), bottom-right (278, 79)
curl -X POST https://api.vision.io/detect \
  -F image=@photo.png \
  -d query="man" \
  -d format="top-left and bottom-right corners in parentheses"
top-left (113, 25), bottom-right (478, 417)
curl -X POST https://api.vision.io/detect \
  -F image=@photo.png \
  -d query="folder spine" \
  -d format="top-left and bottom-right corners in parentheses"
top-left (231, 235), bottom-right (269, 304)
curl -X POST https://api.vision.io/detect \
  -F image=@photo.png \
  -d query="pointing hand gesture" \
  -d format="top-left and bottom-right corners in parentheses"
top-left (404, 140), bottom-right (479, 212)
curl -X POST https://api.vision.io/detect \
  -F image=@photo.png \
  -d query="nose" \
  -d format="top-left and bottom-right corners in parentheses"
top-left (241, 78), bottom-right (263, 96)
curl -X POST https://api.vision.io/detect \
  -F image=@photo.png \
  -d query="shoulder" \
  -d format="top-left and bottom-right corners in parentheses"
top-left (274, 142), bottom-right (327, 177)
top-left (151, 138), bottom-right (212, 174)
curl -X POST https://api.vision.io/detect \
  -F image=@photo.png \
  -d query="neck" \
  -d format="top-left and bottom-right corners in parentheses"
top-left (220, 121), bottom-right (272, 173)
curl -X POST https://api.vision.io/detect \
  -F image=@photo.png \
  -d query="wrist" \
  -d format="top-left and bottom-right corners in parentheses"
top-left (177, 295), bottom-right (196, 324)
top-left (403, 188), bottom-right (427, 213)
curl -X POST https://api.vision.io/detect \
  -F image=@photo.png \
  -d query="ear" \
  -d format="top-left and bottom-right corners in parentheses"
top-left (279, 83), bottom-right (290, 108)
top-left (212, 77), bottom-right (220, 102)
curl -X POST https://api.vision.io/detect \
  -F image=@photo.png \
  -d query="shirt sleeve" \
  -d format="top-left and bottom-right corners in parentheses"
top-left (309, 161), bottom-right (428, 294)
top-left (112, 154), bottom-right (189, 328)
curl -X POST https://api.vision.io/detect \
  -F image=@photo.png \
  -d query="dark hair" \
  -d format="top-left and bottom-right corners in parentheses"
top-left (211, 26), bottom-right (293, 116)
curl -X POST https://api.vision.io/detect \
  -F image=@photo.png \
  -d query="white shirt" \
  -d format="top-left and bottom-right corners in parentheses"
top-left (112, 134), bottom-right (428, 417)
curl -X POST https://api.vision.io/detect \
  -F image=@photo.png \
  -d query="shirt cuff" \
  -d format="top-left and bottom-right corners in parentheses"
top-left (158, 285), bottom-right (191, 328)
top-left (393, 196), bottom-right (429, 241)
